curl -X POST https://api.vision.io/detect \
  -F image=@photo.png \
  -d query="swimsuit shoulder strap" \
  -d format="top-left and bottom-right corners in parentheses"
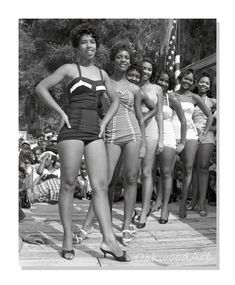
top-left (76, 64), bottom-right (82, 77)
top-left (99, 68), bottom-right (104, 81)
top-left (166, 92), bottom-right (170, 106)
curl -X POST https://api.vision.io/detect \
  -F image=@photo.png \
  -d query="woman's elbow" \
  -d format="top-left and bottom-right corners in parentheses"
top-left (35, 83), bottom-right (42, 96)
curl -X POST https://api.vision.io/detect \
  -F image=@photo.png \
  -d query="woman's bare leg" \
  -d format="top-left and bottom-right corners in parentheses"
top-left (179, 140), bottom-right (198, 217)
top-left (159, 147), bottom-right (176, 220)
top-left (85, 139), bottom-right (123, 256)
top-left (79, 143), bottom-right (121, 233)
top-left (139, 140), bottom-right (158, 223)
top-left (58, 140), bottom-right (84, 254)
top-left (197, 143), bottom-right (214, 211)
top-left (122, 141), bottom-right (141, 229)
top-left (106, 144), bottom-right (122, 209)
top-left (190, 151), bottom-right (200, 209)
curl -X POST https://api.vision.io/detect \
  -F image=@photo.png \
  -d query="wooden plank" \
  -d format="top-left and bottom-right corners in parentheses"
top-left (19, 199), bottom-right (217, 268)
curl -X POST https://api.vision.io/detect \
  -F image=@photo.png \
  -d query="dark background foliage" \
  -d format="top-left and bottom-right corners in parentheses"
top-left (19, 19), bottom-right (216, 135)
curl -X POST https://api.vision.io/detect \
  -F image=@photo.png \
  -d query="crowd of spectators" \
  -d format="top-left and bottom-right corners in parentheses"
top-left (19, 129), bottom-right (92, 213)
top-left (19, 129), bottom-right (216, 213)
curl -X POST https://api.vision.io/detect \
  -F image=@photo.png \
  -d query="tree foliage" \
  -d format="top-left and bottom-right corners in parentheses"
top-left (19, 19), bottom-right (216, 135)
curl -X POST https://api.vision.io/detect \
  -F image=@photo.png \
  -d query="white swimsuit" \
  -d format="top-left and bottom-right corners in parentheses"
top-left (193, 96), bottom-right (215, 144)
top-left (141, 84), bottom-right (159, 141)
top-left (172, 93), bottom-right (198, 141)
top-left (163, 93), bottom-right (176, 149)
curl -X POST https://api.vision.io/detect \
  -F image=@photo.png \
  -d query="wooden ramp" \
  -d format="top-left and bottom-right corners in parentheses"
top-left (19, 199), bottom-right (217, 269)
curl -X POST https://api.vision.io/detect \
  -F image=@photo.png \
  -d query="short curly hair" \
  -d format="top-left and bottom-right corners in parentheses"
top-left (178, 68), bottom-right (196, 84)
top-left (126, 63), bottom-right (143, 78)
top-left (193, 71), bottom-right (214, 97)
top-left (70, 23), bottom-right (100, 49)
top-left (155, 70), bottom-right (175, 91)
top-left (109, 40), bottom-right (133, 62)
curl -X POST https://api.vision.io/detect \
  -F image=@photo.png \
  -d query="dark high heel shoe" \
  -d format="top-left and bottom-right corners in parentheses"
top-left (159, 218), bottom-right (168, 224)
top-left (61, 249), bottom-right (75, 260)
top-left (135, 221), bottom-right (146, 229)
top-left (199, 208), bottom-right (208, 217)
top-left (132, 209), bottom-right (140, 225)
top-left (147, 205), bottom-right (161, 216)
top-left (100, 247), bottom-right (130, 262)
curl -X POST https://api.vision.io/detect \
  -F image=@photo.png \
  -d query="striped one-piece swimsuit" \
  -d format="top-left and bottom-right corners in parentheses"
top-left (102, 85), bottom-right (141, 146)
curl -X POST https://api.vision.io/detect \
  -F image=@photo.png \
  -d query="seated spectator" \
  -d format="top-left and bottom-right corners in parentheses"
top-left (21, 140), bottom-right (31, 150)
top-left (32, 146), bottom-right (43, 165)
top-left (37, 151), bottom-right (60, 179)
top-left (49, 135), bottom-right (58, 147)
top-left (45, 142), bottom-right (58, 155)
top-left (74, 161), bottom-right (92, 200)
top-left (36, 133), bottom-right (45, 147)
top-left (24, 151), bottom-right (61, 205)
top-left (207, 170), bottom-right (216, 205)
top-left (19, 165), bottom-right (31, 209)
top-left (40, 139), bottom-right (48, 152)
top-left (19, 148), bottom-right (34, 174)
top-left (26, 175), bottom-right (60, 204)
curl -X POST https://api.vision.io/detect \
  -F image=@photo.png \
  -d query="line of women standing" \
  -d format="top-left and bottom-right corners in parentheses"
top-left (35, 23), bottom-right (215, 262)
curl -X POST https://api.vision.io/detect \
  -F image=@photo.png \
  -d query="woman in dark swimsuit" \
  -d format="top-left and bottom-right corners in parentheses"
top-left (35, 24), bottom-right (128, 262)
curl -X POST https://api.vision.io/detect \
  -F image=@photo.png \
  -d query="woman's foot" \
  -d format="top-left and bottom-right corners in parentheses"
top-left (122, 229), bottom-right (133, 246)
top-left (179, 201), bottom-right (187, 218)
top-left (62, 231), bottom-right (74, 260)
top-left (73, 227), bottom-right (94, 244)
top-left (148, 201), bottom-right (162, 215)
top-left (199, 205), bottom-right (208, 217)
top-left (61, 249), bottom-right (75, 260)
top-left (132, 209), bottom-right (140, 225)
top-left (100, 240), bottom-right (130, 261)
top-left (159, 205), bottom-right (169, 224)
top-left (186, 203), bottom-right (197, 211)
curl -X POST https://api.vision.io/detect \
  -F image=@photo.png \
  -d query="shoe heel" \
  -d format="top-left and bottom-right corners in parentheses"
top-left (100, 248), bottom-right (107, 258)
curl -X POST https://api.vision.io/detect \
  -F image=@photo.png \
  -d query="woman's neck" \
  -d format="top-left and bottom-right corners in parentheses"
top-left (78, 57), bottom-right (93, 67)
top-left (177, 87), bottom-right (190, 95)
top-left (111, 70), bottom-right (127, 81)
top-left (140, 79), bottom-right (150, 87)
top-left (198, 92), bottom-right (207, 98)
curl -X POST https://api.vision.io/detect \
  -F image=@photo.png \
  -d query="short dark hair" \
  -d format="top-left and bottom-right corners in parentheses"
top-left (155, 70), bottom-right (175, 91)
top-left (126, 63), bottom-right (143, 77)
top-left (198, 72), bottom-right (213, 86)
top-left (70, 23), bottom-right (100, 49)
top-left (109, 40), bottom-right (133, 62)
top-left (142, 57), bottom-right (156, 83)
top-left (32, 146), bottom-right (43, 154)
top-left (193, 71), bottom-right (214, 97)
top-left (178, 68), bottom-right (196, 84)
top-left (36, 133), bottom-right (45, 139)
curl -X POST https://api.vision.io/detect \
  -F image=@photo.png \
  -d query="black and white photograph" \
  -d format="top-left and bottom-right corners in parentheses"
top-left (18, 18), bottom-right (218, 269)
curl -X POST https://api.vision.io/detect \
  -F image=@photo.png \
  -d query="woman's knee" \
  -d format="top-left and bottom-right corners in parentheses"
top-left (90, 179), bottom-right (108, 195)
top-left (124, 172), bottom-right (138, 186)
top-left (142, 167), bottom-right (152, 179)
top-left (160, 168), bottom-right (172, 180)
top-left (183, 165), bottom-right (194, 177)
top-left (198, 163), bottom-right (210, 173)
top-left (61, 176), bottom-right (77, 192)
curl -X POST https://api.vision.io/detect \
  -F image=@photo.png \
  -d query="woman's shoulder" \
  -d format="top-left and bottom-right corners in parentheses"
top-left (190, 91), bottom-right (201, 103)
top-left (57, 63), bottom-right (77, 77)
top-left (152, 83), bottom-right (162, 92)
top-left (208, 97), bottom-right (216, 105)
top-left (128, 81), bottom-right (140, 94)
